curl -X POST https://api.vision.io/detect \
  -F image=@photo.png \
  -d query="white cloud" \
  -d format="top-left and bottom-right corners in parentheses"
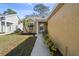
top-left (28, 3), bottom-right (33, 7)
top-left (16, 10), bottom-right (33, 19)
top-left (27, 3), bottom-right (33, 10)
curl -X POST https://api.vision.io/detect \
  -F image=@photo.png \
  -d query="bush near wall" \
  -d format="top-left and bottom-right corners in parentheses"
top-left (11, 29), bottom-right (22, 35)
top-left (43, 34), bottom-right (63, 56)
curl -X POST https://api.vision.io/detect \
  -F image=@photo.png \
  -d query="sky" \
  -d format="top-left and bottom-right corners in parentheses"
top-left (0, 3), bottom-right (57, 19)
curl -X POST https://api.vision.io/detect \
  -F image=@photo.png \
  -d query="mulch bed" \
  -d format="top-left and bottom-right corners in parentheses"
top-left (6, 36), bottom-right (36, 56)
top-left (21, 32), bottom-right (36, 35)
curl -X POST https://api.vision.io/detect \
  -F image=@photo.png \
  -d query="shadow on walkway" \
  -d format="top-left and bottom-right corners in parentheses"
top-left (6, 36), bottom-right (36, 56)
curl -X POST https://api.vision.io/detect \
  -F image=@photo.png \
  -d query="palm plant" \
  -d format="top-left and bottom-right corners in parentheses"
top-left (22, 20), bottom-right (28, 33)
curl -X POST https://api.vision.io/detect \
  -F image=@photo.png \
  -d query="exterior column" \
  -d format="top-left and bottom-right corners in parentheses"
top-left (5, 20), bottom-right (7, 33)
top-left (10, 24), bottom-right (12, 32)
top-left (0, 21), bottom-right (1, 32)
top-left (36, 20), bottom-right (39, 35)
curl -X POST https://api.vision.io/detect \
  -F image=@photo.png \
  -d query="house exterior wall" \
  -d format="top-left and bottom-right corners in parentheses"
top-left (5, 14), bottom-right (18, 24)
top-left (5, 14), bottom-right (19, 33)
top-left (24, 18), bottom-right (36, 33)
top-left (48, 3), bottom-right (79, 56)
top-left (0, 14), bottom-right (19, 34)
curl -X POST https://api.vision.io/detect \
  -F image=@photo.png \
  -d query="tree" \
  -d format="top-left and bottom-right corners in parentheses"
top-left (0, 13), bottom-right (2, 15)
top-left (3, 9), bottom-right (16, 14)
top-left (33, 4), bottom-right (49, 15)
top-left (22, 20), bottom-right (27, 32)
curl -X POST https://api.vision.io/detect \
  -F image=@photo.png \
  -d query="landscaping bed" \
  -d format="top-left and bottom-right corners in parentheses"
top-left (0, 34), bottom-right (36, 56)
top-left (43, 34), bottom-right (63, 56)
top-left (6, 36), bottom-right (36, 56)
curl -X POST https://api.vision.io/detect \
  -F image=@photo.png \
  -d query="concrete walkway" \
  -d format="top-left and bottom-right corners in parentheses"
top-left (31, 34), bottom-right (51, 56)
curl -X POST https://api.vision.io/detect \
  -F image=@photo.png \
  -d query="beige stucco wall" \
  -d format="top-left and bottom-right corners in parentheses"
top-left (48, 3), bottom-right (79, 56)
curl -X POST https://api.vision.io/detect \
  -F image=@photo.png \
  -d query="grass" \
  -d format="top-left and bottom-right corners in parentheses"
top-left (0, 34), bottom-right (36, 56)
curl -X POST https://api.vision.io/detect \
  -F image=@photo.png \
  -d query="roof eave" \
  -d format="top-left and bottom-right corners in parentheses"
top-left (47, 3), bottom-right (64, 22)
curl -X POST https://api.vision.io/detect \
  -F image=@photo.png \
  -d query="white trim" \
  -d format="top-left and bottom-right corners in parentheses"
top-left (0, 14), bottom-right (19, 35)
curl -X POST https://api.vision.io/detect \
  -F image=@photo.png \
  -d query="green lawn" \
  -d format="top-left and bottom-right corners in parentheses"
top-left (0, 34), bottom-right (36, 56)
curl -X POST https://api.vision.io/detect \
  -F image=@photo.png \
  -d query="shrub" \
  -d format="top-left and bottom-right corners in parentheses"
top-left (13, 29), bottom-right (22, 34)
top-left (43, 34), bottom-right (57, 56)
top-left (44, 34), bottom-right (50, 45)
top-left (44, 34), bottom-right (63, 56)
top-left (47, 41), bottom-right (54, 47)
top-left (50, 45), bottom-right (57, 56)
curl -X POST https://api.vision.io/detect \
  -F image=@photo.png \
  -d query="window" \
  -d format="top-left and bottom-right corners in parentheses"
top-left (28, 23), bottom-right (33, 30)
top-left (42, 16), bottom-right (45, 18)
top-left (39, 24), bottom-right (45, 33)
top-left (1, 17), bottom-right (5, 20)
